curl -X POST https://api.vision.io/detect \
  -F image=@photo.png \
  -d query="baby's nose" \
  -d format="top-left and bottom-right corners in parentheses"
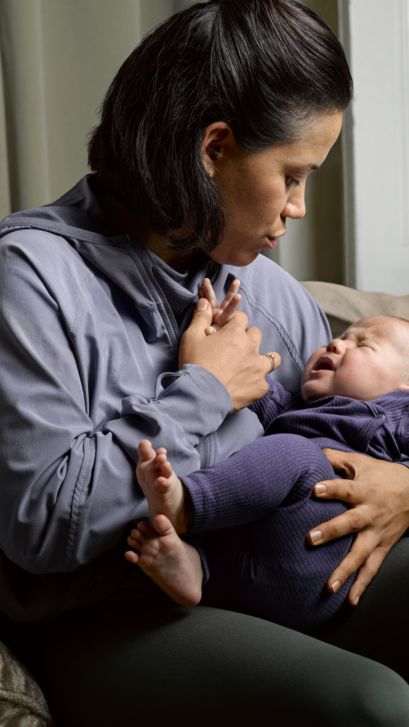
top-left (326, 338), bottom-right (346, 354)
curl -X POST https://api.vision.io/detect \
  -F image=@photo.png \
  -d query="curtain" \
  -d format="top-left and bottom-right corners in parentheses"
top-left (0, 0), bottom-right (178, 216)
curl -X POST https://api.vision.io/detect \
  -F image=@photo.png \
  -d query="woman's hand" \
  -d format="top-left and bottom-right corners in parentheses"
top-left (308, 449), bottom-right (409, 605)
top-left (179, 297), bottom-right (275, 411)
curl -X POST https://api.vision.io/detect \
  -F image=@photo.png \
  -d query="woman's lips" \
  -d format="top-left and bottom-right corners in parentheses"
top-left (264, 236), bottom-right (278, 249)
top-left (264, 231), bottom-right (285, 249)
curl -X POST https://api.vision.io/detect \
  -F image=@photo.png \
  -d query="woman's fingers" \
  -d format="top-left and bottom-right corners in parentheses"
top-left (308, 502), bottom-right (394, 603)
top-left (324, 527), bottom-right (376, 592)
top-left (180, 302), bottom-right (271, 409)
top-left (345, 546), bottom-right (390, 606)
top-left (311, 476), bottom-right (364, 507)
top-left (307, 498), bottom-right (368, 545)
top-left (309, 451), bottom-right (409, 603)
top-left (327, 535), bottom-right (394, 606)
top-left (322, 447), bottom-right (359, 479)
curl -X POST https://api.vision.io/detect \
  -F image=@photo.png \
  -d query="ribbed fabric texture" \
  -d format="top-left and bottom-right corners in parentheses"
top-left (188, 390), bottom-right (409, 630)
top-left (186, 433), bottom-right (332, 531)
top-left (198, 433), bottom-right (353, 630)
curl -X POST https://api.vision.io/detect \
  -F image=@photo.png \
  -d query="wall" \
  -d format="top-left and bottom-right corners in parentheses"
top-left (340, 0), bottom-right (409, 294)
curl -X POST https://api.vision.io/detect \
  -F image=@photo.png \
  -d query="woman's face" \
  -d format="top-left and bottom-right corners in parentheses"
top-left (206, 112), bottom-right (343, 267)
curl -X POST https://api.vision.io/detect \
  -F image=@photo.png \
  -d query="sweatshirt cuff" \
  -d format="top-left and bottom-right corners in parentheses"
top-left (154, 364), bottom-right (233, 441)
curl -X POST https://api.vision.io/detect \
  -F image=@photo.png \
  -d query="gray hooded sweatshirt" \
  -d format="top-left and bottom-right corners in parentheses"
top-left (0, 175), bottom-right (330, 619)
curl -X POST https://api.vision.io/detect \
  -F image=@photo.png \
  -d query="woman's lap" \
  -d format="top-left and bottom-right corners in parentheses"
top-left (5, 600), bottom-right (409, 727)
top-left (313, 536), bottom-right (409, 682)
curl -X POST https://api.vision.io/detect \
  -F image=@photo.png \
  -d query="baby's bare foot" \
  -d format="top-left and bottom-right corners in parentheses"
top-left (125, 514), bottom-right (202, 606)
top-left (136, 440), bottom-right (188, 533)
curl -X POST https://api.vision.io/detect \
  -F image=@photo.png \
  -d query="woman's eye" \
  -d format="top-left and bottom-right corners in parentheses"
top-left (285, 176), bottom-right (300, 188)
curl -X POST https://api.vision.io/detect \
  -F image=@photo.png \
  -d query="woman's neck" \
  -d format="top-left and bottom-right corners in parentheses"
top-left (98, 186), bottom-right (197, 271)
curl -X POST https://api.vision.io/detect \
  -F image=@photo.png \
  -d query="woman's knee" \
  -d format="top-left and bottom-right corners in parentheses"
top-left (352, 662), bottom-right (409, 727)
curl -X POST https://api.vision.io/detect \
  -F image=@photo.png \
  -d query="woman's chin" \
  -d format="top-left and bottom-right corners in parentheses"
top-left (209, 249), bottom-right (260, 267)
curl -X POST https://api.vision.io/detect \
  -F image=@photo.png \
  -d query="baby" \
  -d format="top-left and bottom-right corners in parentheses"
top-left (125, 284), bottom-right (409, 630)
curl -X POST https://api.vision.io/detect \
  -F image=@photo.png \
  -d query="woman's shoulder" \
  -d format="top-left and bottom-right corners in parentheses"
top-left (0, 176), bottom-right (131, 291)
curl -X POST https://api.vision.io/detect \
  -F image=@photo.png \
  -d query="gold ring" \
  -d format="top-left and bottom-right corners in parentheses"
top-left (264, 352), bottom-right (276, 373)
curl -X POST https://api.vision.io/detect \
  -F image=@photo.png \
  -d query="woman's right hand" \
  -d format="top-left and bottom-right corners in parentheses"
top-left (179, 297), bottom-right (275, 411)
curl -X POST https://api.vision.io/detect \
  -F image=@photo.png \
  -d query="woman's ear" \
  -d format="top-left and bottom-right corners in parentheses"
top-left (201, 122), bottom-right (237, 177)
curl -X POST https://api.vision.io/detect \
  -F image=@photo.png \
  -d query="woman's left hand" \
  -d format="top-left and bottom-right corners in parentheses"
top-left (308, 449), bottom-right (409, 605)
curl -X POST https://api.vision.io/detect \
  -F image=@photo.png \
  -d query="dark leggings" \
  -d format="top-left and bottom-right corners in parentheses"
top-left (185, 433), bottom-right (353, 630)
top-left (5, 578), bottom-right (409, 727)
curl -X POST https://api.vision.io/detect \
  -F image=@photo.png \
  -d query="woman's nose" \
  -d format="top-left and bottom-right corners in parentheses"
top-left (283, 187), bottom-right (306, 220)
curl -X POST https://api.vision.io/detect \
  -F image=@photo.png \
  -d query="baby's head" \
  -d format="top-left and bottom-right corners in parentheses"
top-left (302, 315), bottom-right (409, 402)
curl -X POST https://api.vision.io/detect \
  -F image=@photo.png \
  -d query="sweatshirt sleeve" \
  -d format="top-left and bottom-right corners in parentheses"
top-left (249, 377), bottom-right (296, 430)
top-left (0, 243), bottom-right (232, 574)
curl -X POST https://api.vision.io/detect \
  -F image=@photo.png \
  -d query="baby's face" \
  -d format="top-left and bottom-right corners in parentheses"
top-left (302, 316), bottom-right (409, 402)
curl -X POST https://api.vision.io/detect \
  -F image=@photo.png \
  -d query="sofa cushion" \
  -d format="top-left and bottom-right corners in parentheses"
top-left (0, 641), bottom-right (53, 725)
top-left (302, 281), bottom-right (409, 338)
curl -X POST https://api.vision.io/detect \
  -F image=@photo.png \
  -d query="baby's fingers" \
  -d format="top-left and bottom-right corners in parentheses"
top-left (219, 278), bottom-right (240, 311)
top-left (199, 277), bottom-right (218, 308)
top-left (214, 292), bottom-right (241, 327)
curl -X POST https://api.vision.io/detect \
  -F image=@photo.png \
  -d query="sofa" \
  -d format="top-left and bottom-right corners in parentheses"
top-left (0, 280), bottom-right (408, 726)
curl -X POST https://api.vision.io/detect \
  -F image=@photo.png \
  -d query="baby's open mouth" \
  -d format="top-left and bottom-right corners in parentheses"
top-left (314, 356), bottom-right (335, 372)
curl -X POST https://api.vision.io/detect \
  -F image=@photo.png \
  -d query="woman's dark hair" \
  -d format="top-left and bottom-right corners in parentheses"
top-left (88, 0), bottom-right (353, 252)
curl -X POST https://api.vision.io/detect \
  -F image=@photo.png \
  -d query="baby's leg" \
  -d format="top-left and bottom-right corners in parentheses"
top-left (183, 432), bottom-right (338, 531)
top-left (136, 440), bottom-right (189, 534)
top-left (246, 437), bottom-right (353, 630)
top-left (125, 514), bottom-right (202, 606)
top-left (201, 434), bottom-right (353, 631)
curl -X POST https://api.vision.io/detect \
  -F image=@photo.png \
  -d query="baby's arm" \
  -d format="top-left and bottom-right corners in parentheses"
top-left (249, 378), bottom-right (296, 430)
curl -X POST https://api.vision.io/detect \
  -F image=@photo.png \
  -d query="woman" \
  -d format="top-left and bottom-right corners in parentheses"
top-left (0, 1), bottom-right (408, 724)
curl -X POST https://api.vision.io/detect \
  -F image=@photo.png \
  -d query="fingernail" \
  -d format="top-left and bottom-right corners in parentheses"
top-left (330, 579), bottom-right (341, 593)
top-left (309, 529), bottom-right (322, 543)
top-left (353, 595), bottom-right (360, 606)
top-left (197, 298), bottom-right (208, 310)
top-left (314, 483), bottom-right (327, 495)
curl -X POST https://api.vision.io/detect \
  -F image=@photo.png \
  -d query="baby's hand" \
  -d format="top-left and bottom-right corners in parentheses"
top-left (199, 277), bottom-right (241, 335)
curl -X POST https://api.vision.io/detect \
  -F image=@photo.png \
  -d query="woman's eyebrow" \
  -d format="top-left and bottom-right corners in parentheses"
top-left (286, 163), bottom-right (320, 175)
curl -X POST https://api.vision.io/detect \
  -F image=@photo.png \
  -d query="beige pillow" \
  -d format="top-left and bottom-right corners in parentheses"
top-left (302, 281), bottom-right (409, 338)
